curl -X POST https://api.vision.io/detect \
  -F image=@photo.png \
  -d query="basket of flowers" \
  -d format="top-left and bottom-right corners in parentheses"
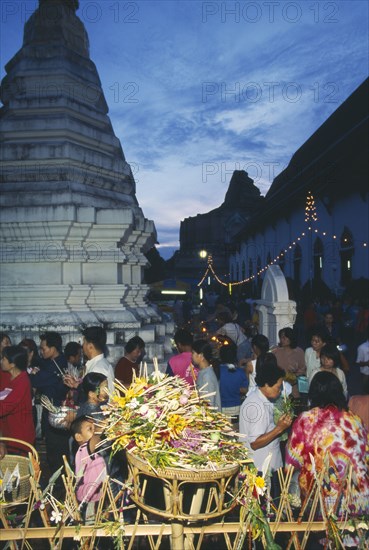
top-left (100, 361), bottom-right (252, 520)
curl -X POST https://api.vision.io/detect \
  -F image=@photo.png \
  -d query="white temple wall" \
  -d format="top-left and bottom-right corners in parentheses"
top-left (230, 190), bottom-right (368, 295)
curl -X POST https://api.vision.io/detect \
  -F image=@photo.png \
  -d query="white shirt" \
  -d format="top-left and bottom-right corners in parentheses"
top-left (239, 387), bottom-right (282, 472)
top-left (305, 347), bottom-right (321, 381)
top-left (357, 340), bottom-right (369, 376)
top-left (246, 359), bottom-right (257, 395)
top-left (85, 354), bottom-right (115, 395)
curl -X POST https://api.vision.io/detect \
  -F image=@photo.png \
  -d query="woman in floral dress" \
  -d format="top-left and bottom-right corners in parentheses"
top-left (286, 371), bottom-right (369, 518)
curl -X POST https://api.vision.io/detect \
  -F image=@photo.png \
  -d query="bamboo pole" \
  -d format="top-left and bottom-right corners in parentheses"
top-left (0, 521), bottom-right (339, 541)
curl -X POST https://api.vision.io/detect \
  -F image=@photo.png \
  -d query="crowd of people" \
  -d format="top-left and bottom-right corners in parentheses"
top-left (0, 292), bottom-right (368, 538)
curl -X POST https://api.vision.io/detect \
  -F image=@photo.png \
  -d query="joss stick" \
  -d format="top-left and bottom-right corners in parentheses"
top-left (153, 356), bottom-right (159, 377)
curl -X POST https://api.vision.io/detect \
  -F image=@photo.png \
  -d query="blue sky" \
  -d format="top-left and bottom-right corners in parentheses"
top-left (1, 1), bottom-right (368, 258)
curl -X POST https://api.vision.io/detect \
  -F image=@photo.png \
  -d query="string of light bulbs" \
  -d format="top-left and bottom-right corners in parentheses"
top-left (196, 191), bottom-right (368, 290)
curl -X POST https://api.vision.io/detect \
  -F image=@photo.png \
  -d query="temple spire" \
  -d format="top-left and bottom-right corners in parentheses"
top-left (22, 0), bottom-right (88, 58)
top-left (0, 0), bottom-right (159, 339)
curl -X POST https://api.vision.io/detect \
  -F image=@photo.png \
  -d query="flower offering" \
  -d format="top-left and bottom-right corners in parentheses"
top-left (100, 367), bottom-right (250, 472)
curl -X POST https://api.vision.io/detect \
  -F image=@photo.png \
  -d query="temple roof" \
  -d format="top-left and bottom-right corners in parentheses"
top-left (233, 78), bottom-right (369, 240)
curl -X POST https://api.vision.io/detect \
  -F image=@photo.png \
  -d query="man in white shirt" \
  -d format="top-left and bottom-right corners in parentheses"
top-left (239, 358), bottom-right (292, 474)
top-left (64, 327), bottom-right (115, 396)
top-left (82, 327), bottom-right (115, 395)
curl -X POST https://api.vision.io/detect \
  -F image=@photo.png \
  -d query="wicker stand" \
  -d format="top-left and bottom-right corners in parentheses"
top-left (0, 437), bottom-right (42, 549)
top-left (127, 452), bottom-right (241, 550)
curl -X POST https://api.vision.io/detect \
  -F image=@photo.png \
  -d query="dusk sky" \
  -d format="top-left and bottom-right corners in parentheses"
top-left (1, 1), bottom-right (368, 258)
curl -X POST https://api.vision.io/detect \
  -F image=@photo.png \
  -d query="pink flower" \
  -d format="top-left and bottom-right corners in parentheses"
top-left (179, 395), bottom-right (188, 405)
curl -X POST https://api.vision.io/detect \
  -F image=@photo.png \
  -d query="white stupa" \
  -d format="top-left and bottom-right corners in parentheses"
top-left (0, 0), bottom-right (167, 354)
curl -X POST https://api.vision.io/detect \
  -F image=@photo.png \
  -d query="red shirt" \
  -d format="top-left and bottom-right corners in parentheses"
top-left (0, 371), bottom-right (35, 450)
top-left (115, 356), bottom-right (139, 386)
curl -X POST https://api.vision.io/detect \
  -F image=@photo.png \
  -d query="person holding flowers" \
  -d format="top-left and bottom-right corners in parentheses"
top-left (192, 339), bottom-right (221, 410)
top-left (239, 359), bottom-right (293, 491)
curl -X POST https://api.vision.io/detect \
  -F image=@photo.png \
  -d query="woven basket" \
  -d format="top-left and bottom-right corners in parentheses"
top-left (0, 438), bottom-right (39, 504)
top-left (127, 451), bottom-right (244, 521)
top-left (127, 451), bottom-right (240, 481)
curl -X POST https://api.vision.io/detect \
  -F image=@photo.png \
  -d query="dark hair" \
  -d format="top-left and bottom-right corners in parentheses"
top-left (64, 341), bottom-right (81, 359)
top-left (192, 339), bottom-right (213, 363)
top-left (219, 342), bottom-right (238, 364)
top-left (82, 327), bottom-right (107, 353)
top-left (0, 332), bottom-right (11, 344)
top-left (20, 338), bottom-right (40, 367)
top-left (125, 336), bottom-right (145, 354)
top-left (278, 327), bottom-right (297, 348)
top-left (174, 329), bottom-right (193, 347)
top-left (255, 353), bottom-right (285, 387)
top-left (310, 327), bottom-right (330, 342)
top-left (320, 343), bottom-right (341, 368)
top-left (80, 372), bottom-right (107, 402)
top-left (70, 415), bottom-right (92, 438)
top-left (251, 334), bottom-right (270, 354)
top-left (2, 345), bottom-right (28, 371)
top-left (40, 331), bottom-right (62, 352)
top-left (308, 371), bottom-right (347, 410)
top-left (216, 311), bottom-right (233, 324)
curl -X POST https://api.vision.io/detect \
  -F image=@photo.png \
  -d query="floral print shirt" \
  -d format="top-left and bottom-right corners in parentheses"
top-left (285, 405), bottom-right (369, 516)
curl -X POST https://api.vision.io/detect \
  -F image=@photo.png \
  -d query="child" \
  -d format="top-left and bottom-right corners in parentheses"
top-left (76, 372), bottom-right (109, 423)
top-left (64, 372), bottom-right (109, 429)
top-left (70, 416), bottom-right (107, 524)
top-left (310, 343), bottom-right (348, 398)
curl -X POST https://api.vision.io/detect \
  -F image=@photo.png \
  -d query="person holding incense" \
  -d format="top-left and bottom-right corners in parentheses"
top-left (31, 331), bottom-right (69, 477)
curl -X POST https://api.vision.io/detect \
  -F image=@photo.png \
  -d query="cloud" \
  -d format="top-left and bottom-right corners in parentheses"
top-left (1, 0), bottom-right (368, 258)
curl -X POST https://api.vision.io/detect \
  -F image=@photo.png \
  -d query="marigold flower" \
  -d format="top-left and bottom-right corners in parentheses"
top-left (167, 414), bottom-right (187, 437)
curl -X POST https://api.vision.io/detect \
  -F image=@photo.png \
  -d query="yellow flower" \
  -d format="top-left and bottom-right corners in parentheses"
top-left (136, 435), bottom-right (156, 449)
top-left (113, 396), bottom-right (126, 408)
top-left (112, 434), bottom-right (131, 451)
top-left (167, 414), bottom-right (187, 437)
top-left (124, 386), bottom-right (143, 401)
top-left (255, 476), bottom-right (265, 489)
